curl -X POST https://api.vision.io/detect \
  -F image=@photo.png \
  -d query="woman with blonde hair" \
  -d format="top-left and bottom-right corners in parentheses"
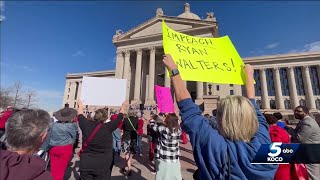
top-left (162, 54), bottom-right (277, 179)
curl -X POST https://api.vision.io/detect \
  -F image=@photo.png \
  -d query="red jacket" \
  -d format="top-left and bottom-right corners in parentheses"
top-left (0, 110), bottom-right (13, 129)
top-left (269, 125), bottom-right (291, 180)
top-left (137, 118), bottom-right (144, 135)
top-left (111, 114), bottom-right (123, 129)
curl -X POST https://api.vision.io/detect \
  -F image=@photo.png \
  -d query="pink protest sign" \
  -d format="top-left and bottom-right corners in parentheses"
top-left (155, 85), bottom-right (175, 113)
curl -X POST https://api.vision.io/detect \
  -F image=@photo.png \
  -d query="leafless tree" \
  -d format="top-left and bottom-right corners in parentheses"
top-left (1, 81), bottom-right (39, 109)
top-left (26, 90), bottom-right (37, 108)
top-left (12, 81), bottom-right (24, 108)
top-left (0, 87), bottom-right (13, 109)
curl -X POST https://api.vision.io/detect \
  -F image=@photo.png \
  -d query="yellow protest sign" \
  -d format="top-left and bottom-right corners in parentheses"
top-left (162, 21), bottom-right (246, 85)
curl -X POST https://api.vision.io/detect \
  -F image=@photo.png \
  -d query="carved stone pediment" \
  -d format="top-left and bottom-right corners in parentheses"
top-left (112, 16), bottom-right (216, 43)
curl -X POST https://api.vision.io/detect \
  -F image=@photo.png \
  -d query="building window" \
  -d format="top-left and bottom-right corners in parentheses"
top-left (256, 99), bottom-right (262, 109)
top-left (216, 85), bottom-right (220, 91)
top-left (68, 88), bottom-right (70, 93)
top-left (279, 68), bottom-right (290, 96)
top-left (309, 66), bottom-right (320, 95)
top-left (241, 85), bottom-right (246, 96)
top-left (74, 102), bottom-right (77, 108)
top-left (67, 95), bottom-right (69, 100)
top-left (294, 67), bottom-right (305, 95)
top-left (254, 70), bottom-right (262, 96)
top-left (284, 99), bottom-right (291, 109)
top-left (299, 99), bottom-right (306, 106)
top-left (270, 99), bottom-right (276, 109)
top-left (230, 84), bottom-right (233, 87)
top-left (316, 99), bottom-right (320, 110)
top-left (75, 82), bottom-right (79, 100)
top-left (230, 90), bottom-right (234, 95)
top-left (69, 82), bottom-right (71, 87)
top-left (266, 69), bottom-right (275, 96)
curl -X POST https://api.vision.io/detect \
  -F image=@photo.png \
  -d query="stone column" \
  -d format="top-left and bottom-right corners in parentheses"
top-left (78, 81), bottom-right (82, 102)
top-left (195, 81), bottom-right (204, 105)
top-left (273, 68), bottom-right (285, 109)
top-left (115, 50), bottom-right (124, 78)
top-left (287, 67), bottom-right (299, 108)
top-left (302, 66), bottom-right (316, 109)
top-left (145, 75), bottom-right (149, 100)
top-left (147, 47), bottom-right (156, 104)
top-left (196, 82), bottom-right (204, 99)
top-left (317, 65), bottom-right (320, 90)
top-left (133, 49), bottom-right (142, 104)
top-left (260, 69), bottom-right (270, 109)
top-left (123, 50), bottom-right (131, 101)
top-left (212, 83), bottom-right (216, 95)
top-left (164, 67), bottom-right (171, 87)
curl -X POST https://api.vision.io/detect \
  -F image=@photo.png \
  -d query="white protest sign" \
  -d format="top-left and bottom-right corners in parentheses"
top-left (80, 76), bottom-right (126, 106)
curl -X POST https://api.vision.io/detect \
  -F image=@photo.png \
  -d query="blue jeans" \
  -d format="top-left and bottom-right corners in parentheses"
top-left (112, 129), bottom-right (121, 152)
top-left (137, 135), bottom-right (143, 154)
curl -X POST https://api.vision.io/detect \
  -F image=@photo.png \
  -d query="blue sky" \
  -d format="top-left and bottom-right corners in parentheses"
top-left (1, 1), bottom-right (320, 112)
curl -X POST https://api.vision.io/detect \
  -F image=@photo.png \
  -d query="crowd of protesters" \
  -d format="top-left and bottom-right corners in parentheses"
top-left (1, 54), bottom-right (320, 180)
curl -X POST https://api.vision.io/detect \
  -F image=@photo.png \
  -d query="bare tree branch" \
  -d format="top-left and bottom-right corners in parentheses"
top-left (0, 87), bottom-right (13, 108)
top-left (26, 90), bottom-right (37, 108)
top-left (12, 81), bottom-right (23, 108)
top-left (1, 81), bottom-right (39, 109)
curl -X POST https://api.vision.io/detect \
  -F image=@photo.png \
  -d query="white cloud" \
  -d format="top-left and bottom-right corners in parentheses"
top-left (72, 50), bottom-right (85, 57)
top-left (288, 41), bottom-right (320, 53)
top-left (303, 41), bottom-right (320, 52)
top-left (20, 65), bottom-right (33, 72)
top-left (0, 62), bottom-right (33, 72)
top-left (249, 49), bottom-right (264, 55)
top-left (265, 42), bottom-right (280, 49)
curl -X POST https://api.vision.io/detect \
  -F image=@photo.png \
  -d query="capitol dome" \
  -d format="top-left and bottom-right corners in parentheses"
top-left (178, 3), bottom-right (201, 20)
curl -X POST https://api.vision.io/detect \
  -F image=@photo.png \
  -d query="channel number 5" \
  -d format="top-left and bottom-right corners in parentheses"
top-left (268, 142), bottom-right (282, 157)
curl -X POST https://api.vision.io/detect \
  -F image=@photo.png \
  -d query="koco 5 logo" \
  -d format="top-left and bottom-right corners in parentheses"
top-left (268, 142), bottom-right (283, 162)
top-left (267, 142), bottom-right (294, 162)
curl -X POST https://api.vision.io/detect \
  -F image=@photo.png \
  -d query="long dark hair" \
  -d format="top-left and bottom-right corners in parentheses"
top-left (264, 114), bottom-right (278, 125)
top-left (164, 113), bottom-right (180, 133)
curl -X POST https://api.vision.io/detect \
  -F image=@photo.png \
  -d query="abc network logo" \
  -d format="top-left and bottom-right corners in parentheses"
top-left (267, 142), bottom-right (293, 162)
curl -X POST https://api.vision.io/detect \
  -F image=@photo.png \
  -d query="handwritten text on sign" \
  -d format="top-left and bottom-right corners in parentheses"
top-left (162, 21), bottom-right (246, 85)
top-left (155, 85), bottom-right (175, 113)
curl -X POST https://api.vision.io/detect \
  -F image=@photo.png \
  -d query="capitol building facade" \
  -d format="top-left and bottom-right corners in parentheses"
top-left (62, 4), bottom-right (320, 119)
